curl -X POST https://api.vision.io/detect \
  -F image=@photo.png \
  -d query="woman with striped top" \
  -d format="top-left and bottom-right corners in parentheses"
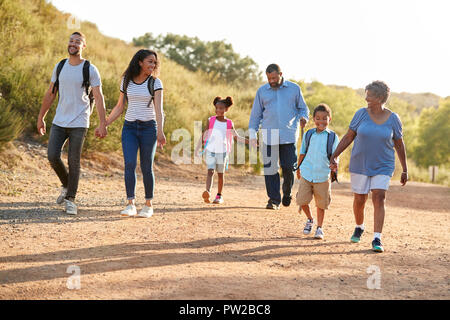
top-left (105, 49), bottom-right (166, 218)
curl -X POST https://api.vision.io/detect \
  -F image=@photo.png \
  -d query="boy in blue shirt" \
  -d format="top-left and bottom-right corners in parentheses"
top-left (296, 104), bottom-right (339, 239)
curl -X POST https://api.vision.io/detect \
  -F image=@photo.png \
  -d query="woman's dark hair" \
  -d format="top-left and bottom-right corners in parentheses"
top-left (213, 96), bottom-right (234, 108)
top-left (313, 103), bottom-right (332, 117)
top-left (122, 49), bottom-right (160, 93)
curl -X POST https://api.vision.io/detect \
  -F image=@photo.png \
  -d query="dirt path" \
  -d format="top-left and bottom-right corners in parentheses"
top-left (0, 141), bottom-right (449, 299)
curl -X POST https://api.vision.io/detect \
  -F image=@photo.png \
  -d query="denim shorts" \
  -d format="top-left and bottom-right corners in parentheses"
top-left (205, 150), bottom-right (228, 173)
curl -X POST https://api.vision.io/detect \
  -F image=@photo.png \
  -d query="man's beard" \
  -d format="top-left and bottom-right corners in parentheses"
top-left (269, 77), bottom-right (283, 88)
top-left (270, 82), bottom-right (281, 88)
top-left (68, 46), bottom-right (79, 56)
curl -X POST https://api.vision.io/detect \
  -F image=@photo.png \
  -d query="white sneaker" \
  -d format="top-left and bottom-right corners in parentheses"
top-left (64, 199), bottom-right (77, 215)
top-left (138, 205), bottom-right (154, 218)
top-left (314, 227), bottom-right (324, 240)
top-left (56, 187), bottom-right (68, 204)
top-left (121, 204), bottom-right (137, 217)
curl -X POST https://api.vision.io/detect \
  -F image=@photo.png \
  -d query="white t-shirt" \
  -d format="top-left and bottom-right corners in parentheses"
top-left (206, 120), bottom-right (228, 153)
top-left (51, 60), bottom-right (101, 128)
top-left (120, 76), bottom-right (163, 122)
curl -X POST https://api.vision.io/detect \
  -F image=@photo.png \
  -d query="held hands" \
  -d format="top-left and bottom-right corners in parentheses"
top-left (94, 123), bottom-right (107, 139)
top-left (329, 157), bottom-right (338, 172)
top-left (249, 138), bottom-right (258, 149)
top-left (296, 168), bottom-right (301, 180)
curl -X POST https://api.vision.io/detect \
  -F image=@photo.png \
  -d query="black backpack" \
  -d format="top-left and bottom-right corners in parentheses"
top-left (297, 128), bottom-right (339, 182)
top-left (122, 75), bottom-right (155, 107)
top-left (52, 59), bottom-right (94, 111)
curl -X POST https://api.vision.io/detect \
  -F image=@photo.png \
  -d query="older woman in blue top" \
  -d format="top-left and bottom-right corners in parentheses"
top-left (330, 81), bottom-right (408, 253)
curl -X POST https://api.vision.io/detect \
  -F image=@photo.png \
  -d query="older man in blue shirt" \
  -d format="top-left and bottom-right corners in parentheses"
top-left (249, 64), bottom-right (309, 209)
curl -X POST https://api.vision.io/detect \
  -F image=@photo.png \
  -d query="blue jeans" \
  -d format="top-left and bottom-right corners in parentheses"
top-left (122, 120), bottom-right (157, 200)
top-left (262, 143), bottom-right (297, 205)
top-left (47, 124), bottom-right (88, 201)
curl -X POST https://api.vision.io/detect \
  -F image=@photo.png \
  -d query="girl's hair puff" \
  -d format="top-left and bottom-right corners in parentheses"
top-left (213, 96), bottom-right (234, 108)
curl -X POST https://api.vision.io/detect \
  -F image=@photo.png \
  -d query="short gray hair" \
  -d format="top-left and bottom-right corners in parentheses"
top-left (365, 81), bottom-right (390, 104)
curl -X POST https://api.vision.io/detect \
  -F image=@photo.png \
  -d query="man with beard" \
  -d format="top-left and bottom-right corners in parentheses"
top-left (249, 64), bottom-right (309, 210)
top-left (37, 32), bottom-right (107, 215)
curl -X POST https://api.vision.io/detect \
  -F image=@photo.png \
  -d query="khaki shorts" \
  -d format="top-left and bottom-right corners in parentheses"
top-left (296, 177), bottom-right (331, 210)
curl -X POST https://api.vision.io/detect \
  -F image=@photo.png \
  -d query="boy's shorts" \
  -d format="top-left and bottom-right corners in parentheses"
top-left (350, 173), bottom-right (391, 194)
top-left (296, 177), bottom-right (331, 210)
top-left (205, 150), bottom-right (228, 173)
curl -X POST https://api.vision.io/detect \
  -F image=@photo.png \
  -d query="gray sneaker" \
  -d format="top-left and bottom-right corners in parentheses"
top-left (56, 187), bottom-right (68, 204)
top-left (64, 199), bottom-right (77, 215)
top-left (303, 219), bottom-right (314, 235)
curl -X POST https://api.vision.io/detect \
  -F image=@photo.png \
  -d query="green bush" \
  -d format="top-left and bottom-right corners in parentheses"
top-left (0, 103), bottom-right (24, 151)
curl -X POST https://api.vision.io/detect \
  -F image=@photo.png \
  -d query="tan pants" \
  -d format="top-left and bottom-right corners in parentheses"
top-left (296, 177), bottom-right (331, 210)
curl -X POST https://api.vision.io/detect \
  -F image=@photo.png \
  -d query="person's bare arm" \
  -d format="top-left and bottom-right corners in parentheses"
top-left (37, 82), bottom-right (57, 135)
top-left (153, 90), bottom-right (166, 149)
top-left (329, 129), bottom-right (356, 171)
top-left (105, 91), bottom-right (126, 126)
top-left (92, 86), bottom-right (107, 138)
top-left (296, 154), bottom-right (305, 179)
top-left (195, 118), bottom-right (209, 155)
top-left (232, 127), bottom-right (249, 144)
top-left (394, 137), bottom-right (408, 186)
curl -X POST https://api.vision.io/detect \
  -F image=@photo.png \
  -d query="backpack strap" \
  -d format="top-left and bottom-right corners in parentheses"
top-left (303, 128), bottom-right (316, 156)
top-left (82, 60), bottom-right (94, 111)
top-left (293, 128), bottom-right (315, 171)
top-left (326, 130), bottom-right (336, 160)
top-left (205, 116), bottom-right (216, 141)
top-left (82, 60), bottom-right (90, 95)
top-left (326, 130), bottom-right (339, 183)
top-left (147, 76), bottom-right (155, 107)
top-left (52, 59), bottom-right (67, 94)
top-left (200, 116), bottom-right (216, 154)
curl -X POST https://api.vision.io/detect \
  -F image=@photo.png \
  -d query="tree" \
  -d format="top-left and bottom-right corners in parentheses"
top-left (132, 33), bottom-right (262, 86)
top-left (411, 98), bottom-right (450, 168)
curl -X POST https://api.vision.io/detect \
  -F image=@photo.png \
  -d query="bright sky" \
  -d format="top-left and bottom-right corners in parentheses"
top-left (50, 0), bottom-right (450, 97)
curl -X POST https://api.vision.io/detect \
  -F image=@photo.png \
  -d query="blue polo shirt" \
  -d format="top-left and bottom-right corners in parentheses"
top-left (248, 79), bottom-right (309, 145)
top-left (299, 128), bottom-right (339, 183)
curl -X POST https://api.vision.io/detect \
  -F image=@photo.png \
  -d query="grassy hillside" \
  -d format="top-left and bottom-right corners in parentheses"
top-left (0, 0), bottom-right (448, 185)
top-left (0, 0), bottom-right (258, 152)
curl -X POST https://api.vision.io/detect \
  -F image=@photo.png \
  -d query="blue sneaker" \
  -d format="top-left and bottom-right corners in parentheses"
top-left (372, 238), bottom-right (384, 252)
top-left (351, 227), bottom-right (364, 243)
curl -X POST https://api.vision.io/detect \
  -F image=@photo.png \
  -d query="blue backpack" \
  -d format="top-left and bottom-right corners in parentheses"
top-left (297, 128), bottom-right (338, 182)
